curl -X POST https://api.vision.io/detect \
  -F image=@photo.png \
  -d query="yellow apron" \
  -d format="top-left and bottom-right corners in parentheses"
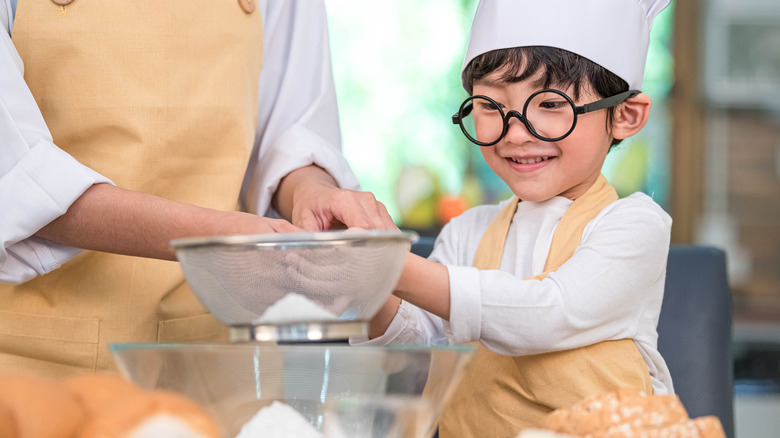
top-left (0, 0), bottom-right (263, 380)
top-left (439, 175), bottom-right (653, 438)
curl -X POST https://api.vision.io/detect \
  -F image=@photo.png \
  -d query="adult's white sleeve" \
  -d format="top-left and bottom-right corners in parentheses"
top-left (0, 19), bottom-right (111, 283)
top-left (241, 0), bottom-right (360, 216)
top-left (444, 198), bottom-right (672, 356)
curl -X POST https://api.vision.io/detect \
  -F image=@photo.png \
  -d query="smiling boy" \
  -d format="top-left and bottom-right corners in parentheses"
top-left (357, 0), bottom-right (674, 436)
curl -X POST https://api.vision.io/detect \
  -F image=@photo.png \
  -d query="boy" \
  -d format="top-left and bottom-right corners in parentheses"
top-left (358, 0), bottom-right (674, 436)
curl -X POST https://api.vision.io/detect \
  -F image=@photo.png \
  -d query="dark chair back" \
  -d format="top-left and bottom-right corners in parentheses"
top-left (411, 236), bottom-right (436, 258)
top-left (658, 245), bottom-right (734, 437)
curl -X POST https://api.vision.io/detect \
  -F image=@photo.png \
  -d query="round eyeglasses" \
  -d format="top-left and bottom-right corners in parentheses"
top-left (452, 89), bottom-right (639, 146)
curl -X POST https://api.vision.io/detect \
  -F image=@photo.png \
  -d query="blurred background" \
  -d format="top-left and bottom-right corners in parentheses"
top-left (323, 0), bottom-right (780, 436)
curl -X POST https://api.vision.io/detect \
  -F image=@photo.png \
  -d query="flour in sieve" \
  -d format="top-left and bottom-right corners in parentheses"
top-left (253, 293), bottom-right (339, 325)
top-left (235, 401), bottom-right (323, 438)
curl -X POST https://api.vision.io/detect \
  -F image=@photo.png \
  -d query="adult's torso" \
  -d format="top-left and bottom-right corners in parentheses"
top-left (0, 0), bottom-right (263, 379)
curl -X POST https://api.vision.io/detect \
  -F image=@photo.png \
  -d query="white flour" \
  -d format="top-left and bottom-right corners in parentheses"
top-left (235, 401), bottom-right (323, 438)
top-left (128, 414), bottom-right (210, 438)
top-left (254, 293), bottom-right (339, 324)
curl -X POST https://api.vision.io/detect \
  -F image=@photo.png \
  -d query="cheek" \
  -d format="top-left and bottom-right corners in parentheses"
top-left (566, 120), bottom-right (612, 157)
top-left (573, 117), bottom-right (606, 139)
top-left (479, 147), bottom-right (503, 172)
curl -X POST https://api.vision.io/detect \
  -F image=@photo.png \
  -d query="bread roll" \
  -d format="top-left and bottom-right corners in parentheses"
top-left (516, 429), bottom-right (576, 438)
top-left (0, 374), bottom-right (85, 438)
top-left (536, 389), bottom-right (725, 438)
top-left (0, 402), bottom-right (18, 438)
top-left (63, 374), bottom-right (146, 416)
top-left (76, 390), bottom-right (220, 438)
top-left (692, 416), bottom-right (728, 438)
top-left (607, 416), bottom-right (726, 438)
top-left (540, 388), bottom-right (688, 435)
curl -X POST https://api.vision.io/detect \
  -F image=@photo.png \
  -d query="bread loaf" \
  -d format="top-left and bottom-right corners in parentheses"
top-left (517, 429), bottom-right (577, 438)
top-left (0, 402), bottom-right (18, 438)
top-left (63, 374), bottom-right (147, 416)
top-left (0, 374), bottom-right (86, 438)
top-left (0, 373), bottom-right (220, 438)
top-left (75, 390), bottom-right (221, 438)
top-left (535, 389), bottom-right (725, 438)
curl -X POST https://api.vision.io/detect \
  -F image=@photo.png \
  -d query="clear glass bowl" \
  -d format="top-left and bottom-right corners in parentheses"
top-left (111, 343), bottom-right (474, 438)
top-left (322, 395), bottom-right (434, 438)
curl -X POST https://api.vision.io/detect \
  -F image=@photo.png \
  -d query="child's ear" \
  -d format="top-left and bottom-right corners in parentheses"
top-left (612, 93), bottom-right (652, 140)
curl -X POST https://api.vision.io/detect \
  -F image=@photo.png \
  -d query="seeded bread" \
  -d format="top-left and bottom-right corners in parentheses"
top-left (534, 389), bottom-right (725, 438)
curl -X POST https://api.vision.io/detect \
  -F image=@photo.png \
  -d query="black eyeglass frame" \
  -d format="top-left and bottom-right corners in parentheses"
top-left (452, 89), bottom-right (640, 146)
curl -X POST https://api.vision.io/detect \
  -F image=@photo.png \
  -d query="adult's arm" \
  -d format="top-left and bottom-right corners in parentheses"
top-left (0, 6), bottom-right (109, 283)
top-left (35, 183), bottom-right (300, 261)
top-left (0, 3), bottom-right (299, 284)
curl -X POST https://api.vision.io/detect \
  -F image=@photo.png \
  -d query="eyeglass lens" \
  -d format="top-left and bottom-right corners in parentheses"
top-left (460, 92), bottom-right (576, 143)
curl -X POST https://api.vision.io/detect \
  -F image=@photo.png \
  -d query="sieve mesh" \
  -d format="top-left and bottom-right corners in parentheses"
top-left (172, 230), bottom-right (417, 326)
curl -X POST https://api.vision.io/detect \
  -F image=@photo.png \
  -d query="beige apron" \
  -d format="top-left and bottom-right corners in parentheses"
top-left (0, 0), bottom-right (263, 380)
top-left (439, 175), bottom-right (653, 438)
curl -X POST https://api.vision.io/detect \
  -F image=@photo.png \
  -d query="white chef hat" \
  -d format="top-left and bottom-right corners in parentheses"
top-left (461, 0), bottom-right (671, 91)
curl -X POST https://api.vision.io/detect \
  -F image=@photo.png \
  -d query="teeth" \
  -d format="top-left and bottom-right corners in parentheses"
top-left (511, 156), bottom-right (550, 164)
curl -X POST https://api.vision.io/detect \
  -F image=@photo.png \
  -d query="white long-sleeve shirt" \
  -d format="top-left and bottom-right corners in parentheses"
top-left (0, 0), bottom-right (359, 283)
top-left (357, 193), bottom-right (674, 395)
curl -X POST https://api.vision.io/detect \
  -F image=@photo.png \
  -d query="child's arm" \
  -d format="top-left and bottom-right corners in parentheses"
top-left (364, 203), bottom-right (495, 342)
top-left (394, 253), bottom-right (451, 320)
top-left (368, 253), bottom-right (450, 339)
top-left (442, 195), bottom-right (671, 356)
top-left (368, 295), bottom-right (401, 339)
top-left (370, 196), bottom-right (670, 357)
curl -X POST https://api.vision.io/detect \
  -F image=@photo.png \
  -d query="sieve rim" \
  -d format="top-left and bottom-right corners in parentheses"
top-left (170, 229), bottom-right (418, 251)
top-left (110, 342), bottom-right (476, 354)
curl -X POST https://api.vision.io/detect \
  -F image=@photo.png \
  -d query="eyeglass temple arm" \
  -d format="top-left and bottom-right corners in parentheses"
top-left (576, 90), bottom-right (641, 114)
top-left (452, 103), bottom-right (474, 124)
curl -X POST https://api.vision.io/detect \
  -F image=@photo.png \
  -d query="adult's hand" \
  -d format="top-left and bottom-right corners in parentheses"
top-left (274, 165), bottom-right (396, 231)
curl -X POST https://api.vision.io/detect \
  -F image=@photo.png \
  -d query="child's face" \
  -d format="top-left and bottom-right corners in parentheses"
top-left (472, 69), bottom-right (613, 202)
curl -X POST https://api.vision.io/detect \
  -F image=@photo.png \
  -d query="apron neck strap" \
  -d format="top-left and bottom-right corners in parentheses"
top-left (473, 174), bottom-right (618, 278)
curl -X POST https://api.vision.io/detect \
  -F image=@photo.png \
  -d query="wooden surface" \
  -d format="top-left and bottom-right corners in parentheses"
top-left (670, 0), bottom-right (704, 244)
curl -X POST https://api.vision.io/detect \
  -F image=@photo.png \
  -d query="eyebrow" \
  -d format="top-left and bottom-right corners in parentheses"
top-left (474, 75), bottom-right (547, 90)
top-left (473, 76), bottom-right (506, 89)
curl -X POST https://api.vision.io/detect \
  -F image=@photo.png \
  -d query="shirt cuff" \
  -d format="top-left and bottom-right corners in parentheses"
top-left (0, 140), bottom-right (112, 283)
top-left (243, 124), bottom-right (361, 216)
top-left (350, 300), bottom-right (416, 346)
top-left (443, 265), bottom-right (483, 344)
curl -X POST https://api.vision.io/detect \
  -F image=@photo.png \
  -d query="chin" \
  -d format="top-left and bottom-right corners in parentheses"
top-left (505, 183), bottom-right (558, 203)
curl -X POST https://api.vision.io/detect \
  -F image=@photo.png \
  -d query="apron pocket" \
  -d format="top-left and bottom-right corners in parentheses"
top-left (0, 310), bottom-right (100, 377)
top-left (157, 313), bottom-right (228, 343)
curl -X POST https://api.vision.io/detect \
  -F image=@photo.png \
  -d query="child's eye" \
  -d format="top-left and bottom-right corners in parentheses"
top-left (538, 100), bottom-right (568, 110)
top-left (477, 100), bottom-right (503, 112)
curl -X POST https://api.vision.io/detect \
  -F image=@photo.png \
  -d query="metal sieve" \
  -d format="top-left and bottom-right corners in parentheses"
top-left (170, 230), bottom-right (417, 342)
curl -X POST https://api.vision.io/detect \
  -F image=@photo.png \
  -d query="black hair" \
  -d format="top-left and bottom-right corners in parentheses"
top-left (462, 46), bottom-right (630, 146)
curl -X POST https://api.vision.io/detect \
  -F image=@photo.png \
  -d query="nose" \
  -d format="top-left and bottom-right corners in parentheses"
top-left (503, 111), bottom-right (536, 144)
